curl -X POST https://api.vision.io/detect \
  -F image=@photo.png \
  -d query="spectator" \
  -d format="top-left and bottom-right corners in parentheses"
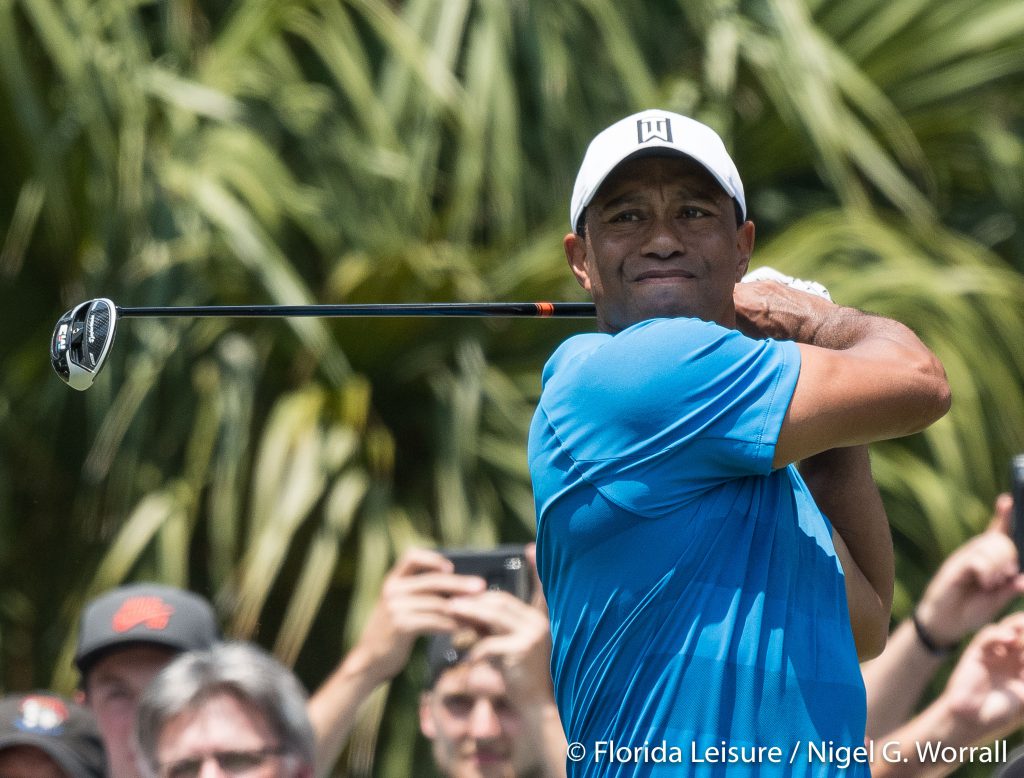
top-left (134, 641), bottom-right (314, 778)
top-left (74, 584), bottom-right (220, 778)
top-left (72, 581), bottom-right (364, 776)
top-left (862, 493), bottom-right (1024, 738)
top-left (0, 692), bottom-right (106, 778)
top-left (308, 546), bottom-right (567, 777)
top-left (75, 550), bottom-right (562, 776)
top-left (872, 610), bottom-right (1024, 777)
top-left (419, 604), bottom-right (565, 777)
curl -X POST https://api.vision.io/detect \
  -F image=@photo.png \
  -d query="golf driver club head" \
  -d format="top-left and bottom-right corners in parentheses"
top-left (50, 298), bottom-right (117, 390)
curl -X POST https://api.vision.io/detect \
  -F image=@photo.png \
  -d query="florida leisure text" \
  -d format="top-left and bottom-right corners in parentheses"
top-left (586, 739), bottom-right (1008, 768)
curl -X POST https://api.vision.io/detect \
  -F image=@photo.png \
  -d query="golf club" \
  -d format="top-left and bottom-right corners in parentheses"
top-left (50, 298), bottom-right (597, 390)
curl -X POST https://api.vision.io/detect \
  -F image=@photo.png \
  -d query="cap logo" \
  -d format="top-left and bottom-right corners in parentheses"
top-left (112, 596), bottom-right (175, 633)
top-left (16, 696), bottom-right (68, 735)
top-left (637, 117), bottom-right (673, 144)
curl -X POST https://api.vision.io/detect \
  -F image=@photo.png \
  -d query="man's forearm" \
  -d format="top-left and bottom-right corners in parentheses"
top-left (862, 619), bottom-right (945, 738)
top-left (739, 286), bottom-right (930, 358)
top-left (871, 694), bottom-right (993, 778)
top-left (307, 647), bottom-right (392, 775)
top-left (536, 702), bottom-right (569, 778)
top-left (800, 445), bottom-right (894, 658)
top-left (737, 284), bottom-right (950, 454)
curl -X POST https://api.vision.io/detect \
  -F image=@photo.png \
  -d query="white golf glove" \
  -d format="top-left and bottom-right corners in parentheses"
top-left (741, 266), bottom-right (832, 302)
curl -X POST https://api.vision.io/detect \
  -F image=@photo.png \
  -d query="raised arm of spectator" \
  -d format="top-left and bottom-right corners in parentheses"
top-left (872, 610), bottom-right (1024, 778)
top-left (862, 494), bottom-right (1024, 738)
top-left (306, 549), bottom-right (485, 773)
top-left (444, 544), bottom-right (567, 778)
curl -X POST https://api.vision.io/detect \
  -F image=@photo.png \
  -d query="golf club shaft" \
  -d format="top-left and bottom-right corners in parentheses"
top-left (116, 302), bottom-right (596, 318)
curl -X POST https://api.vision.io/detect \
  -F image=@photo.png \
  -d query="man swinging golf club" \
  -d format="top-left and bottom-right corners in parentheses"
top-left (527, 109), bottom-right (951, 776)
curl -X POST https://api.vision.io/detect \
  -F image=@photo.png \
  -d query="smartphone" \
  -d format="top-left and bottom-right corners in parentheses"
top-left (441, 545), bottom-right (533, 602)
top-left (1014, 454), bottom-right (1024, 570)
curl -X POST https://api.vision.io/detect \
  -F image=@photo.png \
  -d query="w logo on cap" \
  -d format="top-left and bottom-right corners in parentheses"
top-left (637, 117), bottom-right (673, 144)
top-left (112, 596), bottom-right (175, 633)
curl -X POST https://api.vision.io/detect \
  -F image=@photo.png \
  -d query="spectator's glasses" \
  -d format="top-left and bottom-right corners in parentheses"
top-left (159, 746), bottom-right (286, 777)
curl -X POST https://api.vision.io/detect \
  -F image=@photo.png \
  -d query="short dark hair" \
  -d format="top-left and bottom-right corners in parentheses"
top-left (424, 634), bottom-right (467, 690)
top-left (574, 208), bottom-right (587, 237)
top-left (733, 199), bottom-right (745, 228)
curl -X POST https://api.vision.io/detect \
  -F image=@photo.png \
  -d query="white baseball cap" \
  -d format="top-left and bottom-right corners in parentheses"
top-left (569, 109), bottom-right (746, 232)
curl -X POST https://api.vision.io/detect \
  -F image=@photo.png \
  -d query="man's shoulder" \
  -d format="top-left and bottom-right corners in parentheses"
top-left (541, 332), bottom-right (608, 386)
top-left (542, 317), bottom-right (762, 387)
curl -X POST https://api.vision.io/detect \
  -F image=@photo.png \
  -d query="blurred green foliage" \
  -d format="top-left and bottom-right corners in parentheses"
top-left (0, 0), bottom-right (1022, 774)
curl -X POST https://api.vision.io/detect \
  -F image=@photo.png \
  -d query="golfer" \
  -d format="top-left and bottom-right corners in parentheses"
top-left (527, 109), bottom-right (950, 776)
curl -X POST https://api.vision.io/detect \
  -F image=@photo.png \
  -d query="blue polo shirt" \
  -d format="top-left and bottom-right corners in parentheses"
top-left (528, 317), bottom-right (867, 776)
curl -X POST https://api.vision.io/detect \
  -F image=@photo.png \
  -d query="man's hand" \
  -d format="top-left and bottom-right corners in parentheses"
top-left (863, 495), bottom-right (1024, 740)
top-left (307, 549), bottom-right (486, 772)
top-left (943, 611), bottom-right (1024, 739)
top-left (347, 548), bottom-right (486, 685)
top-left (915, 494), bottom-right (1024, 647)
top-left (447, 591), bottom-right (553, 707)
top-left (741, 266), bottom-right (832, 300)
top-left (733, 275), bottom-right (836, 343)
top-left (873, 611), bottom-right (1024, 778)
top-left (446, 545), bottom-right (554, 709)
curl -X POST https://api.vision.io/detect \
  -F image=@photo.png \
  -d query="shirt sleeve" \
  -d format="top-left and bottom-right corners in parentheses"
top-left (538, 317), bottom-right (801, 517)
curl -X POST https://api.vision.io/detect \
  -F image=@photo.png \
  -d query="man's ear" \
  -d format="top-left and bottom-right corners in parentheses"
top-left (734, 220), bottom-right (755, 281)
top-left (419, 692), bottom-right (437, 739)
top-left (564, 232), bottom-right (591, 291)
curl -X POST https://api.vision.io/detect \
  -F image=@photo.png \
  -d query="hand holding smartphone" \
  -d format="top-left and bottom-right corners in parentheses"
top-left (440, 545), bottom-right (533, 602)
top-left (438, 545), bottom-right (534, 651)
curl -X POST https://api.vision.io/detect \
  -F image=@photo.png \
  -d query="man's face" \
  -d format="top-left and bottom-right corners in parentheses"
top-left (565, 155), bottom-right (754, 333)
top-left (84, 644), bottom-right (177, 778)
top-left (419, 661), bottom-right (538, 778)
top-left (0, 746), bottom-right (67, 778)
top-left (153, 691), bottom-right (308, 778)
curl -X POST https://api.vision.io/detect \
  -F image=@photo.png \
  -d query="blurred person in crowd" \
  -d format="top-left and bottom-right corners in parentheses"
top-left (418, 603), bottom-right (565, 778)
top-left (872, 609), bottom-right (1024, 776)
top-left (74, 584), bottom-right (221, 778)
top-left (0, 691), bottom-right (106, 778)
top-left (308, 545), bottom-right (567, 777)
top-left (862, 493), bottom-right (1024, 738)
top-left (134, 641), bottom-right (314, 778)
top-left (72, 581), bottom-right (370, 776)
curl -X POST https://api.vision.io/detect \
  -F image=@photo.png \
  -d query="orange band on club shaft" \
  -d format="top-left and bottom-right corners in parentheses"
top-left (536, 302), bottom-right (555, 317)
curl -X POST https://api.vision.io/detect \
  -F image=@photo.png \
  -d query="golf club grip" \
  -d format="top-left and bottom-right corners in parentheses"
top-left (115, 302), bottom-right (597, 318)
